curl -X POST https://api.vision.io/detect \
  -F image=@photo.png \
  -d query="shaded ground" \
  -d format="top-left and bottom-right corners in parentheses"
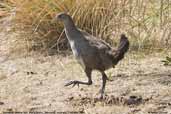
top-left (0, 17), bottom-right (171, 114)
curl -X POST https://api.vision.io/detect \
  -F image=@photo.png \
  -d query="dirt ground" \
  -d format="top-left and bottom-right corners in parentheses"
top-left (0, 17), bottom-right (171, 114)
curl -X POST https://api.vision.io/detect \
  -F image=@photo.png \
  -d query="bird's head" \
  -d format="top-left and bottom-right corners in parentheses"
top-left (56, 12), bottom-right (71, 22)
top-left (54, 12), bottom-right (75, 27)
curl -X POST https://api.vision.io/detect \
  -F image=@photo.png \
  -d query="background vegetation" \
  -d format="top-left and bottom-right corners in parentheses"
top-left (1, 0), bottom-right (171, 54)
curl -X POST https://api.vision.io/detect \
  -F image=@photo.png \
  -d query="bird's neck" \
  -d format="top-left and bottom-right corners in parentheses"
top-left (63, 19), bottom-right (81, 41)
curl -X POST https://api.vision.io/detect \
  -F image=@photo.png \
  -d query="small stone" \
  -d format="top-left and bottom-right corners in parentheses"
top-left (0, 101), bottom-right (4, 105)
top-left (6, 108), bottom-right (13, 111)
top-left (80, 88), bottom-right (84, 91)
top-left (125, 96), bottom-right (142, 105)
top-left (68, 96), bottom-right (74, 101)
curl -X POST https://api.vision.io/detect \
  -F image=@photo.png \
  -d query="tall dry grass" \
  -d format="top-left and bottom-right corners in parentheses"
top-left (5, 0), bottom-right (171, 53)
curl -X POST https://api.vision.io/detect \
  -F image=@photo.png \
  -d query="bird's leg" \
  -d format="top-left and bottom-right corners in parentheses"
top-left (99, 71), bottom-right (108, 99)
top-left (65, 68), bottom-right (92, 87)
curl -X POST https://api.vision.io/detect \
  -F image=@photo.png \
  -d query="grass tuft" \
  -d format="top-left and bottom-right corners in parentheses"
top-left (3, 0), bottom-right (171, 54)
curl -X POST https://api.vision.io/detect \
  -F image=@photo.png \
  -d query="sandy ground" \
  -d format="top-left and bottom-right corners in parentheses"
top-left (0, 17), bottom-right (171, 114)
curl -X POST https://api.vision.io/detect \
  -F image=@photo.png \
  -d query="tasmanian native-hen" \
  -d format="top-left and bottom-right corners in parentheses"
top-left (56, 12), bottom-right (129, 99)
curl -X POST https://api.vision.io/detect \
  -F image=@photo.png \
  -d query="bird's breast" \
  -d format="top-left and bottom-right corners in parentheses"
top-left (70, 41), bottom-right (80, 57)
top-left (70, 41), bottom-right (86, 68)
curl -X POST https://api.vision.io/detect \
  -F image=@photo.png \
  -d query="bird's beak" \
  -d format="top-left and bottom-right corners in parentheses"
top-left (51, 14), bottom-right (58, 23)
top-left (56, 14), bottom-right (59, 20)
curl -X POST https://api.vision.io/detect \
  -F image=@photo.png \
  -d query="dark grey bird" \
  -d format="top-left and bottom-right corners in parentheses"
top-left (56, 12), bottom-right (129, 99)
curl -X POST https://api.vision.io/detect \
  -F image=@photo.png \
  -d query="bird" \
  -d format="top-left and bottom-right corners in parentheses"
top-left (56, 12), bottom-right (129, 99)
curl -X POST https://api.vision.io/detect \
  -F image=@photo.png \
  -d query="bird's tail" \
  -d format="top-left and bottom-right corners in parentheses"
top-left (112, 34), bottom-right (129, 65)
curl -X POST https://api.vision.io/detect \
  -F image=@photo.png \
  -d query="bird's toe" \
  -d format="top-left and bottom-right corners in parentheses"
top-left (65, 80), bottom-right (79, 87)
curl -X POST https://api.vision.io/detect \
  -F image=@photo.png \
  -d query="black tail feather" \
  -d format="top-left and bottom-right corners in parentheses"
top-left (112, 34), bottom-right (129, 65)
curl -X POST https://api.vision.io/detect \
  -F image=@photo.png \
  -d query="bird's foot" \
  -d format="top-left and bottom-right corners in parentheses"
top-left (99, 94), bottom-right (104, 100)
top-left (98, 89), bottom-right (105, 99)
top-left (65, 80), bottom-right (80, 87)
top-left (94, 93), bottom-right (105, 100)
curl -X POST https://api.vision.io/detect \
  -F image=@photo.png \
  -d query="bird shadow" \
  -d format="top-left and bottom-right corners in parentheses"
top-left (65, 94), bottom-right (150, 107)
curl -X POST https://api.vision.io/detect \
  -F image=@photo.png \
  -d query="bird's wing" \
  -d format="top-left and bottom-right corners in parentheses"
top-left (80, 29), bottom-right (112, 51)
top-left (80, 29), bottom-right (115, 67)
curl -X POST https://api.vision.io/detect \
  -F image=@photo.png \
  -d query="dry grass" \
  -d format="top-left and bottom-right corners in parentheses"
top-left (3, 0), bottom-right (171, 54)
